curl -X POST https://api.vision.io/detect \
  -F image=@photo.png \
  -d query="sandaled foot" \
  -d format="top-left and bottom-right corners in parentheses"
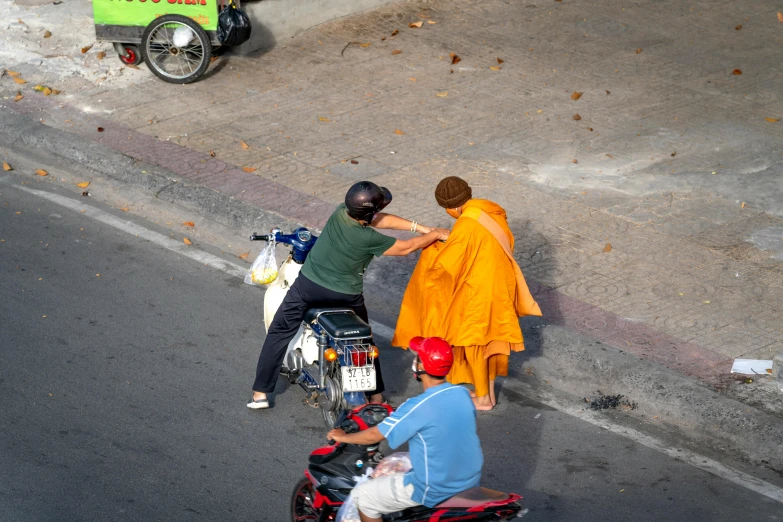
top-left (472, 397), bottom-right (494, 411)
top-left (247, 397), bottom-right (270, 410)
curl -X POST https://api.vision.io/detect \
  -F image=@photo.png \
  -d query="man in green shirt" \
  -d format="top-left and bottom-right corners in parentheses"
top-left (249, 181), bottom-right (449, 409)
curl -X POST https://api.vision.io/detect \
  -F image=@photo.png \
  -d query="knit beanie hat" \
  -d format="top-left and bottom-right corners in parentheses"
top-left (435, 176), bottom-right (472, 208)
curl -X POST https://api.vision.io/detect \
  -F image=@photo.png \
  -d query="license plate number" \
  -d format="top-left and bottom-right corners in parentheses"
top-left (341, 366), bottom-right (376, 392)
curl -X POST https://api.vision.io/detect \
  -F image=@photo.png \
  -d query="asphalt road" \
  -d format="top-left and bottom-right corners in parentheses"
top-left (2, 175), bottom-right (782, 522)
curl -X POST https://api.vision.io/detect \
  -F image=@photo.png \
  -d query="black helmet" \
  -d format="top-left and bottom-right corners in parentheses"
top-left (345, 181), bottom-right (392, 225)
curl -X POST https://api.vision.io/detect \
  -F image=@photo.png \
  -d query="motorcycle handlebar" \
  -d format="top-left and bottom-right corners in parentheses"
top-left (249, 234), bottom-right (269, 241)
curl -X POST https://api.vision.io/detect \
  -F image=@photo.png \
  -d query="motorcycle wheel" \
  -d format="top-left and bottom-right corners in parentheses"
top-left (290, 477), bottom-right (320, 522)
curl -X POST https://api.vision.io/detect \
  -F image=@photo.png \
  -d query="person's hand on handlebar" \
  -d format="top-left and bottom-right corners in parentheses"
top-left (326, 428), bottom-right (347, 443)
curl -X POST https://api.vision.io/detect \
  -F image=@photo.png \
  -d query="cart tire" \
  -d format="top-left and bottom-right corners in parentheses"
top-left (142, 14), bottom-right (212, 84)
top-left (118, 44), bottom-right (143, 66)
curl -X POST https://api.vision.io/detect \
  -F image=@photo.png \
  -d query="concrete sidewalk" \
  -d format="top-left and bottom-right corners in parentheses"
top-left (3, 0), bottom-right (783, 459)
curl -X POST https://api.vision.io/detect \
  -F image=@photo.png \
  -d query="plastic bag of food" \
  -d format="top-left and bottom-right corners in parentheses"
top-left (371, 452), bottom-right (411, 478)
top-left (244, 239), bottom-right (278, 286)
top-left (335, 454), bottom-right (412, 522)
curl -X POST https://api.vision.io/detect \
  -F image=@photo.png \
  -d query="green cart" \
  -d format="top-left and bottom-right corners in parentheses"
top-left (93, 0), bottom-right (236, 83)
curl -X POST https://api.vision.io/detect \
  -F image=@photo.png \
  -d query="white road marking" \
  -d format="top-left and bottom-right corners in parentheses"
top-left (11, 183), bottom-right (247, 279)
top-left (532, 393), bottom-right (783, 505)
top-left (13, 180), bottom-right (783, 505)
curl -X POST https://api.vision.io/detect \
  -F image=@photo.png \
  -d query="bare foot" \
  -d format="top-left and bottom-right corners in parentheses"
top-left (489, 379), bottom-right (497, 407)
top-left (368, 393), bottom-right (384, 403)
top-left (472, 396), bottom-right (494, 411)
top-left (253, 391), bottom-right (267, 401)
top-left (469, 390), bottom-right (478, 399)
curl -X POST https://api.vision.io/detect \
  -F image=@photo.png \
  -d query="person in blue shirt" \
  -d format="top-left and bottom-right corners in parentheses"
top-left (326, 336), bottom-right (484, 522)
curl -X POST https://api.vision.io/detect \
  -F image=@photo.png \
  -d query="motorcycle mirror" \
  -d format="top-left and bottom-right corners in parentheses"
top-left (334, 409), bottom-right (350, 429)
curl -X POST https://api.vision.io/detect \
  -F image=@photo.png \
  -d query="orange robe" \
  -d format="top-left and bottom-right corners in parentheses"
top-left (392, 199), bottom-right (542, 395)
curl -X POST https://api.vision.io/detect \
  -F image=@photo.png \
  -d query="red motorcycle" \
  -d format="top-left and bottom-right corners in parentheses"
top-left (290, 404), bottom-right (527, 521)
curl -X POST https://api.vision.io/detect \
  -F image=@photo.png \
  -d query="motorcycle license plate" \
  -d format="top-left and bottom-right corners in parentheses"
top-left (341, 366), bottom-right (376, 392)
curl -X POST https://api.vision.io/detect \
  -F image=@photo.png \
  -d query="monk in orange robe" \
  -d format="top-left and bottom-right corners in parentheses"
top-left (392, 176), bottom-right (542, 410)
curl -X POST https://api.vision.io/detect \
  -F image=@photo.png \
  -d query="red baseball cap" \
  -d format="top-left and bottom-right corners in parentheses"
top-left (409, 336), bottom-right (454, 377)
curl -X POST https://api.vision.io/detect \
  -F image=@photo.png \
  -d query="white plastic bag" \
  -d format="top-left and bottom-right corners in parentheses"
top-left (335, 454), bottom-right (412, 522)
top-left (335, 468), bottom-right (373, 522)
top-left (371, 452), bottom-right (411, 478)
top-left (172, 26), bottom-right (195, 48)
top-left (244, 239), bottom-right (278, 286)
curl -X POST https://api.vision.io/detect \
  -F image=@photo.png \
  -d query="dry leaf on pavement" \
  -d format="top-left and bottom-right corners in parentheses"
top-left (7, 70), bottom-right (20, 76)
top-left (395, 129), bottom-right (405, 135)
top-left (606, 153), bottom-right (614, 159)
top-left (436, 91), bottom-right (448, 97)
top-left (497, 57), bottom-right (504, 64)
top-left (239, 252), bottom-right (250, 259)
top-left (735, 24), bottom-right (742, 30)
top-left (778, 12), bottom-right (783, 22)
top-left (240, 140), bottom-right (250, 149)
top-left (81, 44), bottom-right (93, 54)
top-left (392, 49), bottom-right (402, 55)
top-left (97, 51), bottom-right (106, 60)
top-left (572, 159), bottom-right (578, 164)
top-left (571, 91), bottom-right (582, 100)
top-left (450, 54), bottom-right (461, 64)
top-left (732, 68), bottom-right (742, 75)
top-left (573, 114), bottom-right (582, 120)
top-left (76, 181), bottom-right (90, 188)
top-left (13, 76), bottom-right (26, 85)
top-left (43, 30), bottom-right (52, 38)
top-left (391, 29), bottom-right (399, 36)
top-left (409, 21), bottom-right (423, 28)
top-left (209, 150), bottom-right (216, 157)
top-left (119, 207), bottom-right (130, 212)
top-left (635, 48), bottom-right (643, 54)
top-left (242, 166), bottom-right (256, 172)
top-left (36, 169), bottom-right (48, 176)
top-left (183, 238), bottom-right (192, 245)
top-left (741, 202), bottom-right (746, 208)
top-left (427, 20), bottom-right (437, 24)
top-left (97, 127), bottom-right (104, 132)
top-left (764, 117), bottom-right (779, 123)
top-left (489, 66), bottom-right (501, 70)
top-left (183, 221), bottom-right (195, 227)
top-left (360, 42), bottom-right (371, 48)
top-left (14, 93), bottom-right (23, 102)
top-left (603, 243), bottom-right (612, 253)
top-left (409, 77), bottom-right (416, 81)
top-left (318, 116), bottom-right (331, 122)
top-left (2, 162), bottom-right (12, 171)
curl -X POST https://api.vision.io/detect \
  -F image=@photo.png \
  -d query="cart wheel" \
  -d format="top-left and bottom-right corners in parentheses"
top-left (117, 44), bottom-right (142, 66)
top-left (141, 14), bottom-right (212, 84)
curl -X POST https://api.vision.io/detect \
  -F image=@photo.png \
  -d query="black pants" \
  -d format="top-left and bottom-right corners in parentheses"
top-left (253, 273), bottom-right (385, 395)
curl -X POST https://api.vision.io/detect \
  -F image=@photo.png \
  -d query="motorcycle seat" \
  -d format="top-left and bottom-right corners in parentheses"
top-left (304, 308), bottom-right (372, 340)
top-left (435, 487), bottom-right (510, 508)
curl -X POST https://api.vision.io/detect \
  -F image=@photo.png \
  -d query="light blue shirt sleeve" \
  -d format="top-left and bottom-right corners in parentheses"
top-left (378, 397), bottom-right (426, 450)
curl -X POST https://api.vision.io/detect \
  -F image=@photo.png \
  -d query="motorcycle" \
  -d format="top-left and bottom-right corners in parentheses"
top-left (291, 404), bottom-right (527, 522)
top-left (250, 228), bottom-right (379, 428)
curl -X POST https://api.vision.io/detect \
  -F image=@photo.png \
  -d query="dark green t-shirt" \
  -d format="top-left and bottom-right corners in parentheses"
top-left (301, 204), bottom-right (397, 295)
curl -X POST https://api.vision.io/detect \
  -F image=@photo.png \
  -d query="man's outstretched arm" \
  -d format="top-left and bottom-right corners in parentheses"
top-left (326, 426), bottom-right (385, 446)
